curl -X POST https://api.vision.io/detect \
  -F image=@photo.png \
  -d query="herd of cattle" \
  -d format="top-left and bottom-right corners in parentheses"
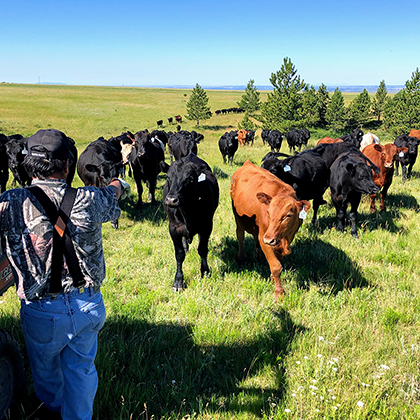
top-left (0, 126), bottom-right (419, 298)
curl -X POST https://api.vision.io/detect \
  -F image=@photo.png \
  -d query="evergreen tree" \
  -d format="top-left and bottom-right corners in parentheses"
top-left (238, 111), bottom-right (257, 131)
top-left (317, 83), bottom-right (330, 127)
top-left (372, 80), bottom-right (388, 121)
top-left (301, 85), bottom-right (319, 127)
top-left (347, 89), bottom-right (371, 128)
top-left (186, 83), bottom-right (211, 126)
top-left (325, 88), bottom-right (346, 132)
top-left (261, 57), bottom-right (308, 131)
top-left (384, 68), bottom-right (420, 135)
top-left (237, 79), bottom-right (260, 114)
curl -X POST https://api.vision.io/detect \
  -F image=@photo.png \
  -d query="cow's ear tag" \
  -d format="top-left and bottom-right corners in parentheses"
top-left (198, 173), bottom-right (206, 182)
top-left (284, 164), bottom-right (291, 172)
top-left (22, 147), bottom-right (28, 155)
top-left (399, 151), bottom-right (404, 157)
top-left (299, 205), bottom-right (307, 220)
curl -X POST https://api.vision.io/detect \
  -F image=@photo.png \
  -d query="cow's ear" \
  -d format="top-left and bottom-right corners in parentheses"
top-left (297, 199), bottom-right (311, 213)
top-left (256, 192), bottom-right (272, 205)
top-left (373, 144), bottom-right (382, 152)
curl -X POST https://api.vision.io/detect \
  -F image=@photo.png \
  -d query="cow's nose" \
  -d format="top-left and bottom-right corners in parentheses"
top-left (263, 237), bottom-right (279, 246)
top-left (165, 196), bottom-right (179, 207)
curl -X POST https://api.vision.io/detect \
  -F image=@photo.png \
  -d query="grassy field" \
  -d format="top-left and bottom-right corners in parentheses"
top-left (0, 83), bottom-right (419, 420)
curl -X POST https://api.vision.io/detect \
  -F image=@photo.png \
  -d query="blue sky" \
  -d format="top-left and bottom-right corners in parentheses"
top-left (2, 0), bottom-right (418, 87)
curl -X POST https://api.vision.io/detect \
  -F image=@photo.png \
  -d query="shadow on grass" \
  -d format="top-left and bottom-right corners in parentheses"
top-left (285, 236), bottom-right (368, 292)
top-left (217, 235), bottom-right (369, 294)
top-left (93, 311), bottom-right (305, 419)
top-left (200, 124), bottom-right (235, 131)
top-left (1, 309), bottom-right (305, 419)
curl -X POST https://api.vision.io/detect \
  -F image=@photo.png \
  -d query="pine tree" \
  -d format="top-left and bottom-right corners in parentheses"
top-left (372, 80), bottom-right (388, 121)
top-left (347, 89), bottom-right (371, 128)
top-left (384, 68), bottom-right (420, 135)
top-left (325, 88), bottom-right (346, 132)
top-left (317, 83), bottom-right (330, 127)
top-left (237, 79), bottom-right (260, 115)
top-left (186, 83), bottom-right (211, 126)
top-left (301, 85), bottom-right (319, 127)
top-left (238, 111), bottom-right (257, 131)
top-left (261, 57), bottom-right (307, 131)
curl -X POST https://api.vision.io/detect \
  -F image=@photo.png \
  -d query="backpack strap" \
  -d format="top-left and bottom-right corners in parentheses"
top-left (27, 186), bottom-right (85, 293)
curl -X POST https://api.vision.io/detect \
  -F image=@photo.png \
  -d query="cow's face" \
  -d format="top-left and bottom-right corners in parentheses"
top-left (257, 193), bottom-right (309, 250)
top-left (120, 141), bottom-right (134, 164)
top-left (164, 161), bottom-right (199, 208)
top-left (347, 161), bottom-right (379, 195)
top-left (134, 131), bottom-right (151, 158)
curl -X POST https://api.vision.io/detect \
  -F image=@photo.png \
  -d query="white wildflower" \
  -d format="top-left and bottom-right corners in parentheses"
top-left (357, 401), bottom-right (364, 407)
top-left (333, 357), bottom-right (339, 362)
top-left (296, 361), bottom-right (301, 365)
top-left (285, 408), bottom-right (291, 413)
top-left (319, 336), bottom-right (324, 341)
top-left (317, 354), bottom-right (322, 358)
top-left (380, 364), bottom-right (390, 370)
top-left (309, 385), bottom-right (318, 390)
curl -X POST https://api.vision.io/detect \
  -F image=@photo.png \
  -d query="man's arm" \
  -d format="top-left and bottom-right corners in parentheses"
top-left (108, 178), bottom-right (123, 199)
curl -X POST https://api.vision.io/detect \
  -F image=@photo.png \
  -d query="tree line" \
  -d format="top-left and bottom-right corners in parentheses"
top-left (185, 57), bottom-right (420, 136)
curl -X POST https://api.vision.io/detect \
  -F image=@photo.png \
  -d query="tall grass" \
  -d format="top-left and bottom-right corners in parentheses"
top-left (0, 84), bottom-right (419, 419)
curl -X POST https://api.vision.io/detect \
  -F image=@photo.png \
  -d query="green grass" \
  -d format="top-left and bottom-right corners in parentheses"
top-left (0, 83), bottom-right (419, 419)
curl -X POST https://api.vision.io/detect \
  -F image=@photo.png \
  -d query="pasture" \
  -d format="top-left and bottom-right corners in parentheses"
top-left (0, 83), bottom-right (419, 420)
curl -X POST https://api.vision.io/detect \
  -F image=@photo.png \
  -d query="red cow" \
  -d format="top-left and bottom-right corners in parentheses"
top-left (230, 161), bottom-right (310, 299)
top-left (363, 143), bottom-right (408, 212)
top-left (175, 115), bottom-right (182, 123)
top-left (237, 129), bottom-right (247, 146)
top-left (316, 136), bottom-right (343, 145)
top-left (409, 129), bottom-right (420, 140)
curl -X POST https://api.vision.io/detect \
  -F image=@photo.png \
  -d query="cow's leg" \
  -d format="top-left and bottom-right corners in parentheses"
top-left (407, 162), bottom-right (413, 179)
top-left (169, 225), bottom-right (186, 291)
top-left (197, 229), bottom-right (211, 277)
top-left (349, 194), bottom-right (361, 238)
top-left (222, 155), bottom-right (227, 164)
top-left (332, 195), bottom-right (346, 233)
top-left (401, 163), bottom-right (407, 181)
top-left (260, 243), bottom-right (284, 300)
top-left (147, 177), bottom-right (157, 205)
top-left (395, 160), bottom-right (400, 176)
top-left (370, 193), bottom-right (377, 212)
top-left (379, 183), bottom-right (391, 212)
top-left (311, 197), bottom-right (322, 224)
top-left (236, 224), bottom-right (246, 263)
top-left (133, 171), bottom-right (144, 209)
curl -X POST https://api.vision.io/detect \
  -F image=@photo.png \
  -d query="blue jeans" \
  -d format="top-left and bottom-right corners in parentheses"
top-left (20, 287), bottom-right (106, 420)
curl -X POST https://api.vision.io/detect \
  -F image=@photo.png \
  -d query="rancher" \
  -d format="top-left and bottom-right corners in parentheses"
top-left (0, 129), bottom-right (130, 420)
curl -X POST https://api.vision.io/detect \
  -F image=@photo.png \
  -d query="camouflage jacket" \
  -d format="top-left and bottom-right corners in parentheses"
top-left (0, 178), bottom-right (121, 301)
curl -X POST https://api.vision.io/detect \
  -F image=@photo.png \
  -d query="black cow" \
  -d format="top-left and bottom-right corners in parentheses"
top-left (150, 130), bottom-right (169, 148)
top-left (218, 131), bottom-right (239, 166)
top-left (5, 136), bottom-right (31, 188)
top-left (261, 128), bottom-right (270, 145)
top-left (77, 137), bottom-right (122, 187)
top-left (245, 130), bottom-right (255, 146)
top-left (0, 134), bottom-right (10, 193)
top-left (262, 149), bottom-right (330, 224)
top-left (394, 134), bottom-right (420, 180)
top-left (330, 149), bottom-right (379, 237)
top-left (157, 120), bottom-right (163, 128)
top-left (168, 117), bottom-right (173, 124)
top-left (340, 128), bottom-right (364, 148)
top-left (163, 153), bottom-right (219, 291)
top-left (168, 131), bottom-right (198, 162)
top-left (285, 129), bottom-right (310, 153)
top-left (129, 130), bottom-right (169, 209)
top-left (266, 130), bottom-right (283, 152)
top-left (175, 115), bottom-right (182, 123)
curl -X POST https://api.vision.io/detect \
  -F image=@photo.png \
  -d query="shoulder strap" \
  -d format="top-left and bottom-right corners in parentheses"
top-left (27, 186), bottom-right (84, 292)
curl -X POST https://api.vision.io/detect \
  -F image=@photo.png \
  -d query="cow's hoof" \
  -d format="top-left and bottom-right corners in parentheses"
top-left (172, 283), bottom-right (184, 292)
top-left (111, 220), bottom-right (119, 229)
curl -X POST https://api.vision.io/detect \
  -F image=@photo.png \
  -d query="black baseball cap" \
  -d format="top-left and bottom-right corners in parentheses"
top-left (28, 129), bottom-right (70, 161)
